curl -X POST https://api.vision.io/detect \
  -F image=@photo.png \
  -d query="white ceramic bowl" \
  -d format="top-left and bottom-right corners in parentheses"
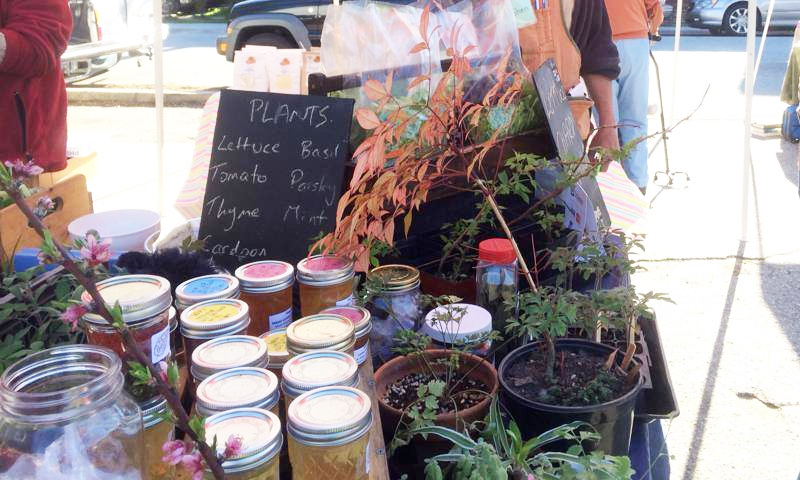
top-left (68, 209), bottom-right (161, 253)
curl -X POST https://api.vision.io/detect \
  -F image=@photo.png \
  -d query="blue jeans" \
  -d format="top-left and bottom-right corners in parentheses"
top-left (612, 38), bottom-right (650, 188)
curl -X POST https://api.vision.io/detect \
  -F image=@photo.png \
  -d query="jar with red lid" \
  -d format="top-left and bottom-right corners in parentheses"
top-left (475, 238), bottom-right (518, 360)
top-left (319, 306), bottom-right (372, 367)
top-left (296, 255), bottom-right (355, 316)
top-left (81, 274), bottom-right (173, 402)
top-left (235, 261), bottom-right (295, 336)
top-left (180, 299), bottom-right (251, 365)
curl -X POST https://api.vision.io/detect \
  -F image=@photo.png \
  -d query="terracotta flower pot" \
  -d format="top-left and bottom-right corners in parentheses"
top-left (419, 270), bottom-right (477, 304)
top-left (374, 349), bottom-right (498, 437)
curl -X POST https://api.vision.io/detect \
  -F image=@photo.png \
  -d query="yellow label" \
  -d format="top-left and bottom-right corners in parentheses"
top-left (189, 304), bottom-right (239, 323)
top-left (266, 332), bottom-right (287, 353)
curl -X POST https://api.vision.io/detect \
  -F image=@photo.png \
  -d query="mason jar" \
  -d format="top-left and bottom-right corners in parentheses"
top-left (235, 261), bottom-right (295, 336)
top-left (287, 386), bottom-right (372, 480)
top-left (285, 314), bottom-right (355, 357)
top-left (196, 367), bottom-right (280, 418)
top-left (0, 345), bottom-right (144, 478)
top-left (296, 255), bottom-right (355, 316)
top-left (204, 408), bottom-right (283, 479)
top-left (180, 298), bottom-right (251, 367)
top-left (190, 335), bottom-right (268, 386)
top-left (175, 274), bottom-right (240, 314)
top-left (319, 306), bottom-right (372, 367)
top-left (281, 350), bottom-right (359, 406)
top-left (366, 264), bottom-right (421, 364)
top-left (141, 396), bottom-right (174, 480)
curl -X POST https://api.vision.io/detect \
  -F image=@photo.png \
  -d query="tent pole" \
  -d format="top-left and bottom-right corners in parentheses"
top-left (741, 0), bottom-right (757, 241)
top-left (153, 0), bottom-right (165, 219)
top-left (669, 0), bottom-right (684, 124)
top-left (754, 0), bottom-right (776, 80)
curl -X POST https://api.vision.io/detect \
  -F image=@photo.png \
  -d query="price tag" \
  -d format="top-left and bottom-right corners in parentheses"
top-left (269, 307), bottom-right (292, 330)
top-left (512, 0), bottom-right (537, 28)
top-left (150, 325), bottom-right (172, 364)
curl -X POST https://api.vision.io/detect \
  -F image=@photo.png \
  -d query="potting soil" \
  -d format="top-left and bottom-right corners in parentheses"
top-left (384, 372), bottom-right (489, 414)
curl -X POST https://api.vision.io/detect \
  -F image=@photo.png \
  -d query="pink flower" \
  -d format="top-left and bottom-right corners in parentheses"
top-left (223, 434), bottom-right (243, 459)
top-left (161, 440), bottom-right (188, 466)
top-left (180, 452), bottom-right (204, 480)
top-left (4, 159), bottom-right (43, 180)
top-left (33, 196), bottom-right (55, 218)
top-left (157, 361), bottom-right (169, 384)
top-left (80, 232), bottom-right (112, 266)
top-left (60, 303), bottom-right (88, 331)
top-left (527, 475), bottom-right (536, 480)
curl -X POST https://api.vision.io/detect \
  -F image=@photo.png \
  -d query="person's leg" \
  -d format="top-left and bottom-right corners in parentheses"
top-left (614, 38), bottom-right (650, 189)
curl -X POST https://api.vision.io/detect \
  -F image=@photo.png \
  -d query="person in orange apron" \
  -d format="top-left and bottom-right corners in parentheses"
top-left (518, 0), bottom-right (620, 158)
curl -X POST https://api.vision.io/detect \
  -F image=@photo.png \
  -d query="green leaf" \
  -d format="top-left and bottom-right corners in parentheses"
top-left (410, 426), bottom-right (478, 450)
top-left (427, 379), bottom-right (446, 397)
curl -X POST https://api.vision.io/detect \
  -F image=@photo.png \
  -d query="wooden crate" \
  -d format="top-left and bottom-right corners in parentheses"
top-left (0, 175), bottom-right (93, 259)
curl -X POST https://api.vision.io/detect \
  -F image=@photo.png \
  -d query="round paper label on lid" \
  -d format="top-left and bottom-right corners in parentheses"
top-left (322, 307), bottom-right (365, 325)
top-left (243, 262), bottom-right (290, 279)
top-left (188, 303), bottom-right (241, 323)
top-left (182, 276), bottom-right (232, 296)
top-left (195, 337), bottom-right (265, 368)
top-left (290, 387), bottom-right (371, 431)
top-left (304, 256), bottom-right (349, 272)
top-left (198, 368), bottom-right (277, 406)
top-left (205, 409), bottom-right (281, 459)
top-left (263, 331), bottom-right (287, 355)
top-left (98, 280), bottom-right (162, 304)
top-left (422, 303), bottom-right (492, 344)
top-left (284, 352), bottom-right (357, 386)
top-left (291, 316), bottom-right (353, 343)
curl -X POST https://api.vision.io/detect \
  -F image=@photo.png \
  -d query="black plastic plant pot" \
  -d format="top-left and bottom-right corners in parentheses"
top-left (498, 338), bottom-right (644, 456)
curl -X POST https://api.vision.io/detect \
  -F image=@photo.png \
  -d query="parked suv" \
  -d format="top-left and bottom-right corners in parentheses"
top-left (687, 0), bottom-right (800, 35)
top-left (63, 0), bottom-right (154, 83)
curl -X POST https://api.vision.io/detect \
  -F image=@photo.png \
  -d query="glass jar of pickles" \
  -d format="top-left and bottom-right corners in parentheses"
top-left (0, 345), bottom-right (144, 478)
top-left (191, 335), bottom-right (268, 385)
top-left (205, 408), bottom-right (282, 479)
top-left (196, 367), bottom-right (280, 418)
top-left (296, 255), bottom-right (355, 316)
top-left (287, 386), bottom-right (372, 480)
top-left (175, 274), bottom-right (240, 314)
top-left (81, 274), bottom-right (173, 402)
top-left (235, 261), bottom-right (295, 336)
top-left (180, 299), bottom-right (251, 366)
top-left (281, 351), bottom-right (359, 406)
top-left (141, 396), bottom-right (174, 480)
top-left (319, 306), bottom-right (372, 366)
top-left (366, 264), bottom-right (421, 364)
top-left (285, 314), bottom-right (355, 357)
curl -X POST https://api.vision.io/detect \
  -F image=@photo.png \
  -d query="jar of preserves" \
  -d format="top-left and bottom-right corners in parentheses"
top-left (81, 274), bottom-right (173, 403)
top-left (142, 396), bottom-right (174, 480)
top-left (204, 408), bottom-right (282, 480)
top-left (287, 386), bottom-right (372, 480)
top-left (421, 303), bottom-right (493, 357)
top-left (175, 274), bottom-right (240, 314)
top-left (319, 306), bottom-right (372, 367)
top-left (285, 314), bottom-right (355, 357)
top-left (180, 299), bottom-right (251, 366)
top-left (475, 239), bottom-right (518, 360)
top-left (281, 350), bottom-right (359, 406)
top-left (366, 264), bottom-right (421, 364)
top-left (0, 345), bottom-right (144, 478)
top-left (235, 261), bottom-right (295, 336)
top-left (196, 367), bottom-right (280, 418)
top-left (191, 335), bottom-right (268, 385)
top-left (296, 255), bottom-right (355, 316)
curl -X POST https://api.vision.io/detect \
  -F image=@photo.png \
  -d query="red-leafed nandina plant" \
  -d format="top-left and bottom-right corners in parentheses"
top-left (313, 5), bottom-right (525, 271)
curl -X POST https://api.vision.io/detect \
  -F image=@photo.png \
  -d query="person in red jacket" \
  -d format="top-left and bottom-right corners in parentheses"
top-left (0, 0), bottom-right (72, 173)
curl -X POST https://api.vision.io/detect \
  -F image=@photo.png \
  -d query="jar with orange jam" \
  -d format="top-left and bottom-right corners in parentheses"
top-left (191, 335), bottom-right (268, 385)
top-left (81, 274), bottom-right (173, 403)
top-left (285, 314), bottom-right (355, 357)
top-left (235, 261), bottom-right (294, 336)
top-left (319, 306), bottom-right (372, 367)
top-left (180, 299), bottom-right (251, 366)
top-left (281, 350), bottom-right (359, 406)
top-left (196, 367), bottom-right (280, 418)
top-left (296, 255), bottom-right (355, 316)
top-left (204, 408), bottom-right (282, 479)
top-left (141, 396), bottom-right (174, 480)
top-left (288, 386), bottom-right (372, 480)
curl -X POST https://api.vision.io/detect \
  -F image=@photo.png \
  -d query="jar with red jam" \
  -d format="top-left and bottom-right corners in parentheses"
top-left (319, 306), bottom-right (372, 367)
top-left (190, 335), bottom-right (268, 385)
top-left (235, 261), bottom-right (295, 336)
top-left (296, 255), bottom-right (355, 316)
top-left (285, 314), bottom-right (355, 357)
top-left (180, 299), bottom-right (251, 366)
top-left (81, 274), bottom-right (173, 402)
top-left (175, 274), bottom-right (240, 314)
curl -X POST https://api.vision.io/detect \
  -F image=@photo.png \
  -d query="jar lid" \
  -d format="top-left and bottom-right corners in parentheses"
top-left (478, 238), bottom-right (516, 264)
top-left (282, 351), bottom-right (358, 396)
top-left (319, 306), bottom-right (372, 338)
top-left (296, 255), bottom-right (354, 286)
top-left (286, 314), bottom-right (355, 350)
top-left (234, 261), bottom-right (295, 292)
top-left (141, 396), bottom-right (169, 428)
top-left (191, 335), bottom-right (268, 378)
top-left (180, 299), bottom-right (250, 332)
top-left (367, 264), bottom-right (420, 291)
top-left (205, 408), bottom-right (282, 473)
top-left (81, 275), bottom-right (172, 325)
top-left (176, 274), bottom-right (240, 306)
top-left (288, 386), bottom-right (372, 446)
top-left (196, 367), bottom-right (279, 413)
top-left (260, 329), bottom-right (289, 367)
top-left (421, 303), bottom-right (492, 345)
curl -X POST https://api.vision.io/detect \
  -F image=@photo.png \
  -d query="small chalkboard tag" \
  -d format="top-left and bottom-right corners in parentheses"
top-left (199, 89), bottom-right (355, 271)
top-left (532, 59), bottom-right (584, 161)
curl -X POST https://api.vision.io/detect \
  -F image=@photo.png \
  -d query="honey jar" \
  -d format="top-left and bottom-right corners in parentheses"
top-left (285, 314), bottom-right (355, 357)
top-left (296, 255), bottom-right (355, 316)
top-left (281, 350), bottom-right (359, 406)
top-left (235, 261), bottom-right (295, 336)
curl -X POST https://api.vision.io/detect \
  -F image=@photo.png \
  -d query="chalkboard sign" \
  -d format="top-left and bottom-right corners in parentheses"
top-left (199, 89), bottom-right (355, 271)
top-left (532, 59), bottom-right (584, 161)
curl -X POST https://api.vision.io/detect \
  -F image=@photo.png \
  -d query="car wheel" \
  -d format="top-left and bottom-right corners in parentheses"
top-left (722, 3), bottom-right (753, 35)
top-left (242, 32), bottom-right (296, 49)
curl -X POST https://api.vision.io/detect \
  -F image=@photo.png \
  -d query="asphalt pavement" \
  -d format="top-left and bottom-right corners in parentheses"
top-left (65, 25), bottom-right (800, 480)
